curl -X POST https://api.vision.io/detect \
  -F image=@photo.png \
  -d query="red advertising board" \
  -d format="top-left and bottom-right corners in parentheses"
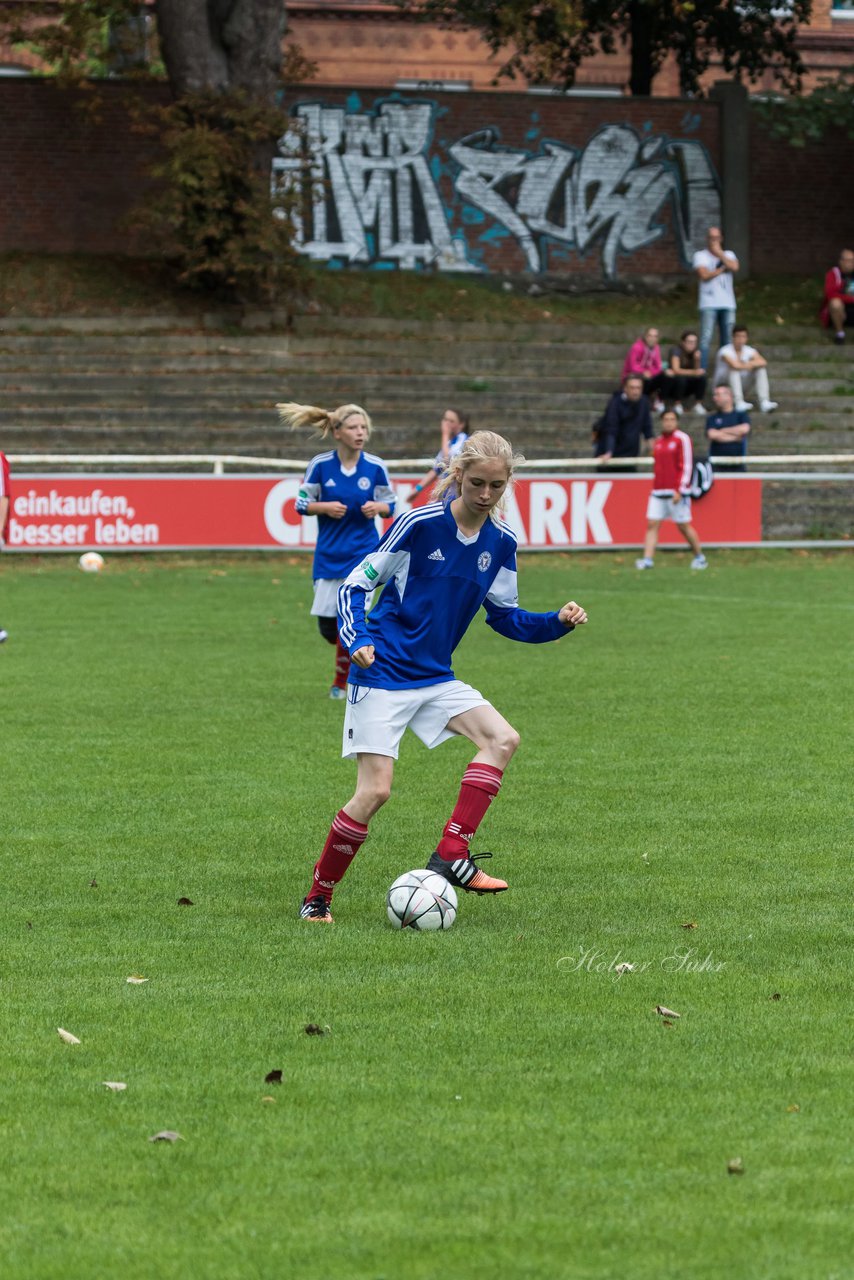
top-left (5, 474), bottom-right (762, 551)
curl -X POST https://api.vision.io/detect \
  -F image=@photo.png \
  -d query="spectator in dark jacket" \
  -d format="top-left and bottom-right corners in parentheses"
top-left (594, 374), bottom-right (654, 463)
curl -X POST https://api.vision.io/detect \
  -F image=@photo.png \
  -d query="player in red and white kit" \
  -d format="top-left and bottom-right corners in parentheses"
top-left (0, 449), bottom-right (10, 641)
top-left (635, 410), bottom-right (707, 571)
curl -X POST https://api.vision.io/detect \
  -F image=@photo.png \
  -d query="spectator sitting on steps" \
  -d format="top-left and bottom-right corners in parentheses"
top-left (594, 374), bottom-right (654, 467)
top-left (713, 324), bottom-right (778, 414)
top-left (665, 329), bottom-right (707, 417)
top-left (621, 326), bottom-right (666, 412)
top-left (821, 248), bottom-right (854, 345)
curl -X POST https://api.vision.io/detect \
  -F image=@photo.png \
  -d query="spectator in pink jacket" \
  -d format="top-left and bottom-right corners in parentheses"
top-left (621, 327), bottom-right (665, 412)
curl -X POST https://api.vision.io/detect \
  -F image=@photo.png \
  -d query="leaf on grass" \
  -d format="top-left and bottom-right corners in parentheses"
top-left (787, 1104), bottom-right (800, 1113)
top-left (261, 1095), bottom-right (276, 1103)
top-left (655, 1006), bottom-right (680, 1019)
top-left (727, 1158), bottom-right (744, 1175)
top-left (770, 992), bottom-right (782, 1001)
top-left (90, 879), bottom-right (98, 888)
top-left (102, 1081), bottom-right (127, 1092)
top-left (126, 975), bottom-right (149, 984)
top-left (57, 1027), bottom-right (81, 1045)
top-left (177, 897), bottom-right (194, 906)
top-left (680, 921), bottom-right (698, 930)
top-left (615, 962), bottom-right (634, 975)
top-left (26, 921), bottom-right (33, 930)
top-left (304, 1023), bottom-right (330, 1036)
top-left (149, 1130), bottom-right (183, 1143)
top-left (264, 1069), bottom-right (283, 1084)
top-left (641, 853), bottom-right (650, 864)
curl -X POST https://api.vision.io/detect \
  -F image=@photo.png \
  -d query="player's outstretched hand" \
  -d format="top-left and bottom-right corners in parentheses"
top-left (351, 645), bottom-right (375, 669)
top-left (559, 601), bottom-right (588, 628)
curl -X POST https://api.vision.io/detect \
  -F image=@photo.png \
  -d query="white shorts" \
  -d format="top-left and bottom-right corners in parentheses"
top-left (647, 493), bottom-right (692, 524)
top-left (312, 578), bottom-right (374, 618)
top-left (311, 578), bottom-right (343, 618)
top-left (342, 680), bottom-right (489, 761)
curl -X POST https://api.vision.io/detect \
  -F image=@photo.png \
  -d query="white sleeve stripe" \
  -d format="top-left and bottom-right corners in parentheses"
top-left (381, 504), bottom-right (443, 552)
top-left (486, 566), bottom-right (519, 609)
top-left (677, 430), bottom-right (693, 489)
top-left (304, 451), bottom-right (334, 482)
top-left (338, 583), bottom-right (358, 647)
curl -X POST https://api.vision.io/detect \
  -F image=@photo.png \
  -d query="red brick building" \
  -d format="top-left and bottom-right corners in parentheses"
top-left (2, 1), bottom-right (853, 94)
top-left (285, 0), bottom-right (854, 97)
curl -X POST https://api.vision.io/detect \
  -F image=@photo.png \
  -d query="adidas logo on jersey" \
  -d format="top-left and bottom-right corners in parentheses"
top-left (324, 478), bottom-right (337, 487)
top-left (332, 842), bottom-right (354, 856)
top-left (427, 549), bottom-right (445, 561)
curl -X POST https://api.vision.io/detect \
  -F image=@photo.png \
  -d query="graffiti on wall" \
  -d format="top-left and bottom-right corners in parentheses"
top-left (273, 98), bottom-right (721, 277)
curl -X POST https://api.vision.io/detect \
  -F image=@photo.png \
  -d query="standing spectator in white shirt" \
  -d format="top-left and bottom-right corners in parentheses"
top-left (692, 226), bottom-right (739, 374)
top-left (713, 325), bottom-right (779, 414)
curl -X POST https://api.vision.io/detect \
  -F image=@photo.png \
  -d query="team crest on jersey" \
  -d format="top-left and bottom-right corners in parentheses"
top-left (477, 551), bottom-right (492, 572)
top-left (357, 476), bottom-right (371, 490)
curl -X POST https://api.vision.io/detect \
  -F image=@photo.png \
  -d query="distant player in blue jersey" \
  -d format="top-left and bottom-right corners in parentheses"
top-left (410, 407), bottom-right (469, 500)
top-left (299, 429), bottom-right (588, 922)
top-left (277, 401), bottom-right (396, 698)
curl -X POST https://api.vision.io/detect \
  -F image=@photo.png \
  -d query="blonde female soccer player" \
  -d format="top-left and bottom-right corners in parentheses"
top-left (277, 401), bottom-right (395, 698)
top-left (299, 430), bottom-right (588, 922)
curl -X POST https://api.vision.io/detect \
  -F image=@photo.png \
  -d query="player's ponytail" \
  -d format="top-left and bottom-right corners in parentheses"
top-left (276, 401), bottom-right (372, 439)
top-left (433, 430), bottom-right (523, 523)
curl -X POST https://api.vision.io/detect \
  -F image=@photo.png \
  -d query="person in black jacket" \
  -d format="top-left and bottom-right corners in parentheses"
top-left (593, 374), bottom-right (654, 464)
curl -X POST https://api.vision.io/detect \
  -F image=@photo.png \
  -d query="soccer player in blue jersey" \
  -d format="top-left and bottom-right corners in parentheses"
top-left (299, 430), bottom-right (588, 922)
top-left (277, 401), bottom-right (396, 698)
top-left (411, 407), bottom-right (470, 499)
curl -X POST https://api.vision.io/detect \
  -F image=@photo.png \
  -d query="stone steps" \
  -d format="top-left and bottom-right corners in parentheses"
top-left (2, 315), bottom-right (853, 460)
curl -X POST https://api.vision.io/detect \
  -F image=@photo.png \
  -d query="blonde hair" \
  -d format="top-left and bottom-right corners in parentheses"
top-left (433, 430), bottom-right (523, 523)
top-left (276, 401), bottom-right (372, 439)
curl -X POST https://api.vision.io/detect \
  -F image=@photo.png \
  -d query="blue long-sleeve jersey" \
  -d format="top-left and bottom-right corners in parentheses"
top-left (338, 501), bottom-right (571, 690)
top-left (296, 449), bottom-right (396, 581)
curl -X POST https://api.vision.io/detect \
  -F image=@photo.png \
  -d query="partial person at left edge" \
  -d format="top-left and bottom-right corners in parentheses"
top-left (276, 401), bottom-right (395, 699)
top-left (0, 448), bottom-right (10, 643)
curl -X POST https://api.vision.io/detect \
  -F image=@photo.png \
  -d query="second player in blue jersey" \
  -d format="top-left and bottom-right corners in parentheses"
top-left (277, 400), bottom-right (395, 698)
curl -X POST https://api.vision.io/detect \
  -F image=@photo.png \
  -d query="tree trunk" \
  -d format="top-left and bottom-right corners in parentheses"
top-left (628, 1), bottom-right (654, 96)
top-left (155, 0), bottom-right (285, 100)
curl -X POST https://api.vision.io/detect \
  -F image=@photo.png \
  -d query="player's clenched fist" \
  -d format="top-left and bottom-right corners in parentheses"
top-left (559, 601), bottom-right (588, 628)
top-left (351, 644), bottom-right (375, 668)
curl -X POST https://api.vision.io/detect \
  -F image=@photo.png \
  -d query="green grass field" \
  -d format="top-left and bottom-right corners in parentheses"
top-left (1, 550), bottom-right (851, 1280)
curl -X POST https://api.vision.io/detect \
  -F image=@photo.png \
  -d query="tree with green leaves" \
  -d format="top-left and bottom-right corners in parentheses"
top-left (399, 0), bottom-right (812, 97)
top-left (1, 1), bottom-right (311, 303)
top-left (757, 71), bottom-right (854, 146)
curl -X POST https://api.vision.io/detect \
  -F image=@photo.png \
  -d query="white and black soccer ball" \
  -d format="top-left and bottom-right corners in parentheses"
top-left (78, 551), bottom-right (105, 573)
top-left (387, 869), bottom-right (457, 931)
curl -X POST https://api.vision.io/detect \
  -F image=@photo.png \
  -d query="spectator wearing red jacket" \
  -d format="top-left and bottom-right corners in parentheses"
top-left (635, 410), bottom-right (707, 572)
top-left (621, 326), bottom-right (666, 410)
top-left (821, 249), bottom-right (854, 344)
top-left (0, 450), bottom-right (10, 643)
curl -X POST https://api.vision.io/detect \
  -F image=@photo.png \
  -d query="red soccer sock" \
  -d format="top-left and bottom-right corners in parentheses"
top-left (308, 809), bottom-right (368, 902)
top-left (333, 635), bottom-right (350, 690)
top-left (435, 763), bottom-right (503, 861)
